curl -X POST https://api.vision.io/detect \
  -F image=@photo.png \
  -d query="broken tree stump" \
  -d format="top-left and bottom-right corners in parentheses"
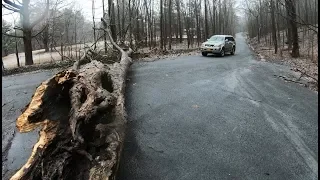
top-left (10, 19), bottom-right (133, 180)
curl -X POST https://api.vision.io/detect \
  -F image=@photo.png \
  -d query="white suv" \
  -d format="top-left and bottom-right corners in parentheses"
top-left (201, 35), bottom-right (236, 57)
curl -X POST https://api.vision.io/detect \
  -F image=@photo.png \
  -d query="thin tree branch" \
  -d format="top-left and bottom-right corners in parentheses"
top-left (2, 11), bottom-right (16, 16)
top-left (101, 17), bottom-right (125, 54)
top-left (30, 0), bottom-right (49, 28)
top-left (2, 4), bottom-right (21, 13)
top-left (13, 26), bottom-right (24, 31)
top-left (32, 24), bottom-right (49, 38)
top-left (2, 32), bottom-right (24, 38)
top-left (15, 0), bottom-right (23, 5)
top-left (3, 0), bottom-right (23, 10)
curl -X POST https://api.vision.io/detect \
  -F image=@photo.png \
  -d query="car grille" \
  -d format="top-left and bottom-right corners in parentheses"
top-left (205, 44), bottom-right (215, 47)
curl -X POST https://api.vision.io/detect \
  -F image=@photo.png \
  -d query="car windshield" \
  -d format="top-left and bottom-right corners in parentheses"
top-left (208, 36), bottom-right (224, 42)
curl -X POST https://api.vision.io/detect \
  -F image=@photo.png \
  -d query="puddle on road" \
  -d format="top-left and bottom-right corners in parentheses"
top-left (5, 129), bottom-right (39, 176)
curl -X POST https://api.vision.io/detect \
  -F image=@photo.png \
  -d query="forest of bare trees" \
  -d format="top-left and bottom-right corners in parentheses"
top-left (245, 0), bottom-right (318, 59)
top-left (2, 0), bottom-right (240, 67)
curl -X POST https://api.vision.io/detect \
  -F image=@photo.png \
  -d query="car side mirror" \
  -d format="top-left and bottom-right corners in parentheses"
top-left (225, 39), bottom-right (228, 42)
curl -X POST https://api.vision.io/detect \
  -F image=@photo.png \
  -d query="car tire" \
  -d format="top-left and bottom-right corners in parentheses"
top-left (231, 47), bottom-right (235, 55)
top-left (220, 48), bottom-right (225, 57)
top-left (202, 52), bottom-right (208, 56)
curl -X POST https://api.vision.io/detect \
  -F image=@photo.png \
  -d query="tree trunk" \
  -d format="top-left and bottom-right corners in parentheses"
top-left (108, 0), bottom-right (117, 44)
top-left (168, 0), bottom-right (172, 50)
top-left (258, 0), bottom-right (262, 43)
top-left (10, 19), bottom-right (132, 180)
top-left (21, 0), bottom-right (34, 65)
top-left (61, 42), bottom-right (64, 61)
top-left (160, 0), bottom-right (164, 49)
top-left (122, 0), bottom-right (125, 42)
top-left (276, 0), bottom-right (281, 45)
top-left (43, 25), bottom-right (49, 52)
top-left (129, 0), bottom-right (133, 47)
top-left (176, 0), bottom-right (182, 43)
top-left (2, 59), bottom-right (5, 70)
top-left (285, 0), bottom-right (299, 57)
top-left (204, 0), bottom-right (208, 39)
top-left (286, 16), bottom-right (292, 49)
top-left (116, 0), bottom-right (121, 43)
top-left (163, 0), bottom-right (167, 50)
top-left (270, 0), bottom-right (277, 54)
top-left (15, 29), bottom-right (20, 67)
top-left (23, 30), bottom-right (34, 65)
top-left (102, 0), bottom-right (108, 53)
top-left (92, 0), bottom-right (97, 50)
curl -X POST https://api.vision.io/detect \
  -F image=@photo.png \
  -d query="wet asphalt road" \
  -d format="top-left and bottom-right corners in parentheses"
top-left (1, 33), bottom-right (318, 180)
top-left (117, 33), bottom-right (318, 180)
top-left (2, 70), bottom-right (60, 179)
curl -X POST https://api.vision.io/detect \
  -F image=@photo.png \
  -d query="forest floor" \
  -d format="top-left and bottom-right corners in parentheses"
top-left (245, 30), bottom-right (318, 92)
top-left (2, 41), bottom-right (199, 76)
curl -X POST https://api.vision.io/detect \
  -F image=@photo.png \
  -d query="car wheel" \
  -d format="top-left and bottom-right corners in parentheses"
top-left (231, 47), bottom-right (235, 55)
top-left (202, 52), bottom-right (208, 56)
top-left (220, 49), bottom-right (225, 57)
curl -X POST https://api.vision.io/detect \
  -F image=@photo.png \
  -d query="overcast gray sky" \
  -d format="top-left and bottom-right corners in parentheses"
top-left (2, 0), bottom-right (103, 25)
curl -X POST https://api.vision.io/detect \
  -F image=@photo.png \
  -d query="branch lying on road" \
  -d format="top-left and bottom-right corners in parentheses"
top-left (274, 75), bottom-right (308, 87)
top-left (291, 68), bottom-right (318, 83)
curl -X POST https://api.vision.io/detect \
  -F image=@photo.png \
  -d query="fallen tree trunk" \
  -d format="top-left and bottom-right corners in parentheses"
top-left (10, 18), bottom-right (132, 180)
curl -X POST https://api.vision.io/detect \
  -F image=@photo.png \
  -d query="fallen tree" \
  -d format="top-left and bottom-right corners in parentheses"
top-left (10, 17), bottom-right (132, 180)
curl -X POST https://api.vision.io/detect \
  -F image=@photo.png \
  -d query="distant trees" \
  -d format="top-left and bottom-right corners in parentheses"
top-left (3, 0), bottom-right (49, 65)
top-left (2, 0), bottom-right (240, 66)
top-left (245, 0), bottom-right (318, 58)
top-left (2, 20), bottom-right (15, 57)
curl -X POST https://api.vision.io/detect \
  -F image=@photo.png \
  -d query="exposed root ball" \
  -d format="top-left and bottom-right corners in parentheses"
top-left (11, 49), bottom-right (132, 179)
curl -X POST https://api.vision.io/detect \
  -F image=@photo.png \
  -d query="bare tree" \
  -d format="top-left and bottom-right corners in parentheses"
top-left (92, 0), bottom-right (97, 50)
top-left (3, 0), bottom-right (49, 65)
top-left (270, 0), bottom-right (277, 54)
top-left (285, 0), bottom-right (299, 57)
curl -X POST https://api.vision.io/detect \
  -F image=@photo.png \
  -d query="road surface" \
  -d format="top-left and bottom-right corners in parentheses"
top-left (2, 70), bottom-right (60, 179)
top-left (1, 33), bottom-right (318, 180)
top-left (117, 33), bottom-right (318, 180)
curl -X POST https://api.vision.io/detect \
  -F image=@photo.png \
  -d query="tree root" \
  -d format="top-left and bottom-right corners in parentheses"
top-left (10, 17), bottom-right (132, 180)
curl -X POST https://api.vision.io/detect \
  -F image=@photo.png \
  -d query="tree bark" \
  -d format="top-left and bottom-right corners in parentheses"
top-left (176, 0), bottom-right (182, 43)
top-left (10, 17), bottom-right (132, 180)
top-left (108, 0), bottom-right (117, 43)
top-left (43, 24), bottom-right (49, 52)
top-left (204, 0), bottom-right (209, 39)
top-left (92, 0), bottom-right (97, 50)
top-left (15, 29), bottom-right (20, 67)
top-left (23, 30), bottom-right (33, 65)
top-left (102, 0), bottom-right (108, 53)
top-left (160, 0), bottom-right (164, 50)
top-left (168, 0), bottom-right (172, 50)
top-left (270, 0), bottom-right (278, 54)
top-left (285, 0), bottom-right (299, 57)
